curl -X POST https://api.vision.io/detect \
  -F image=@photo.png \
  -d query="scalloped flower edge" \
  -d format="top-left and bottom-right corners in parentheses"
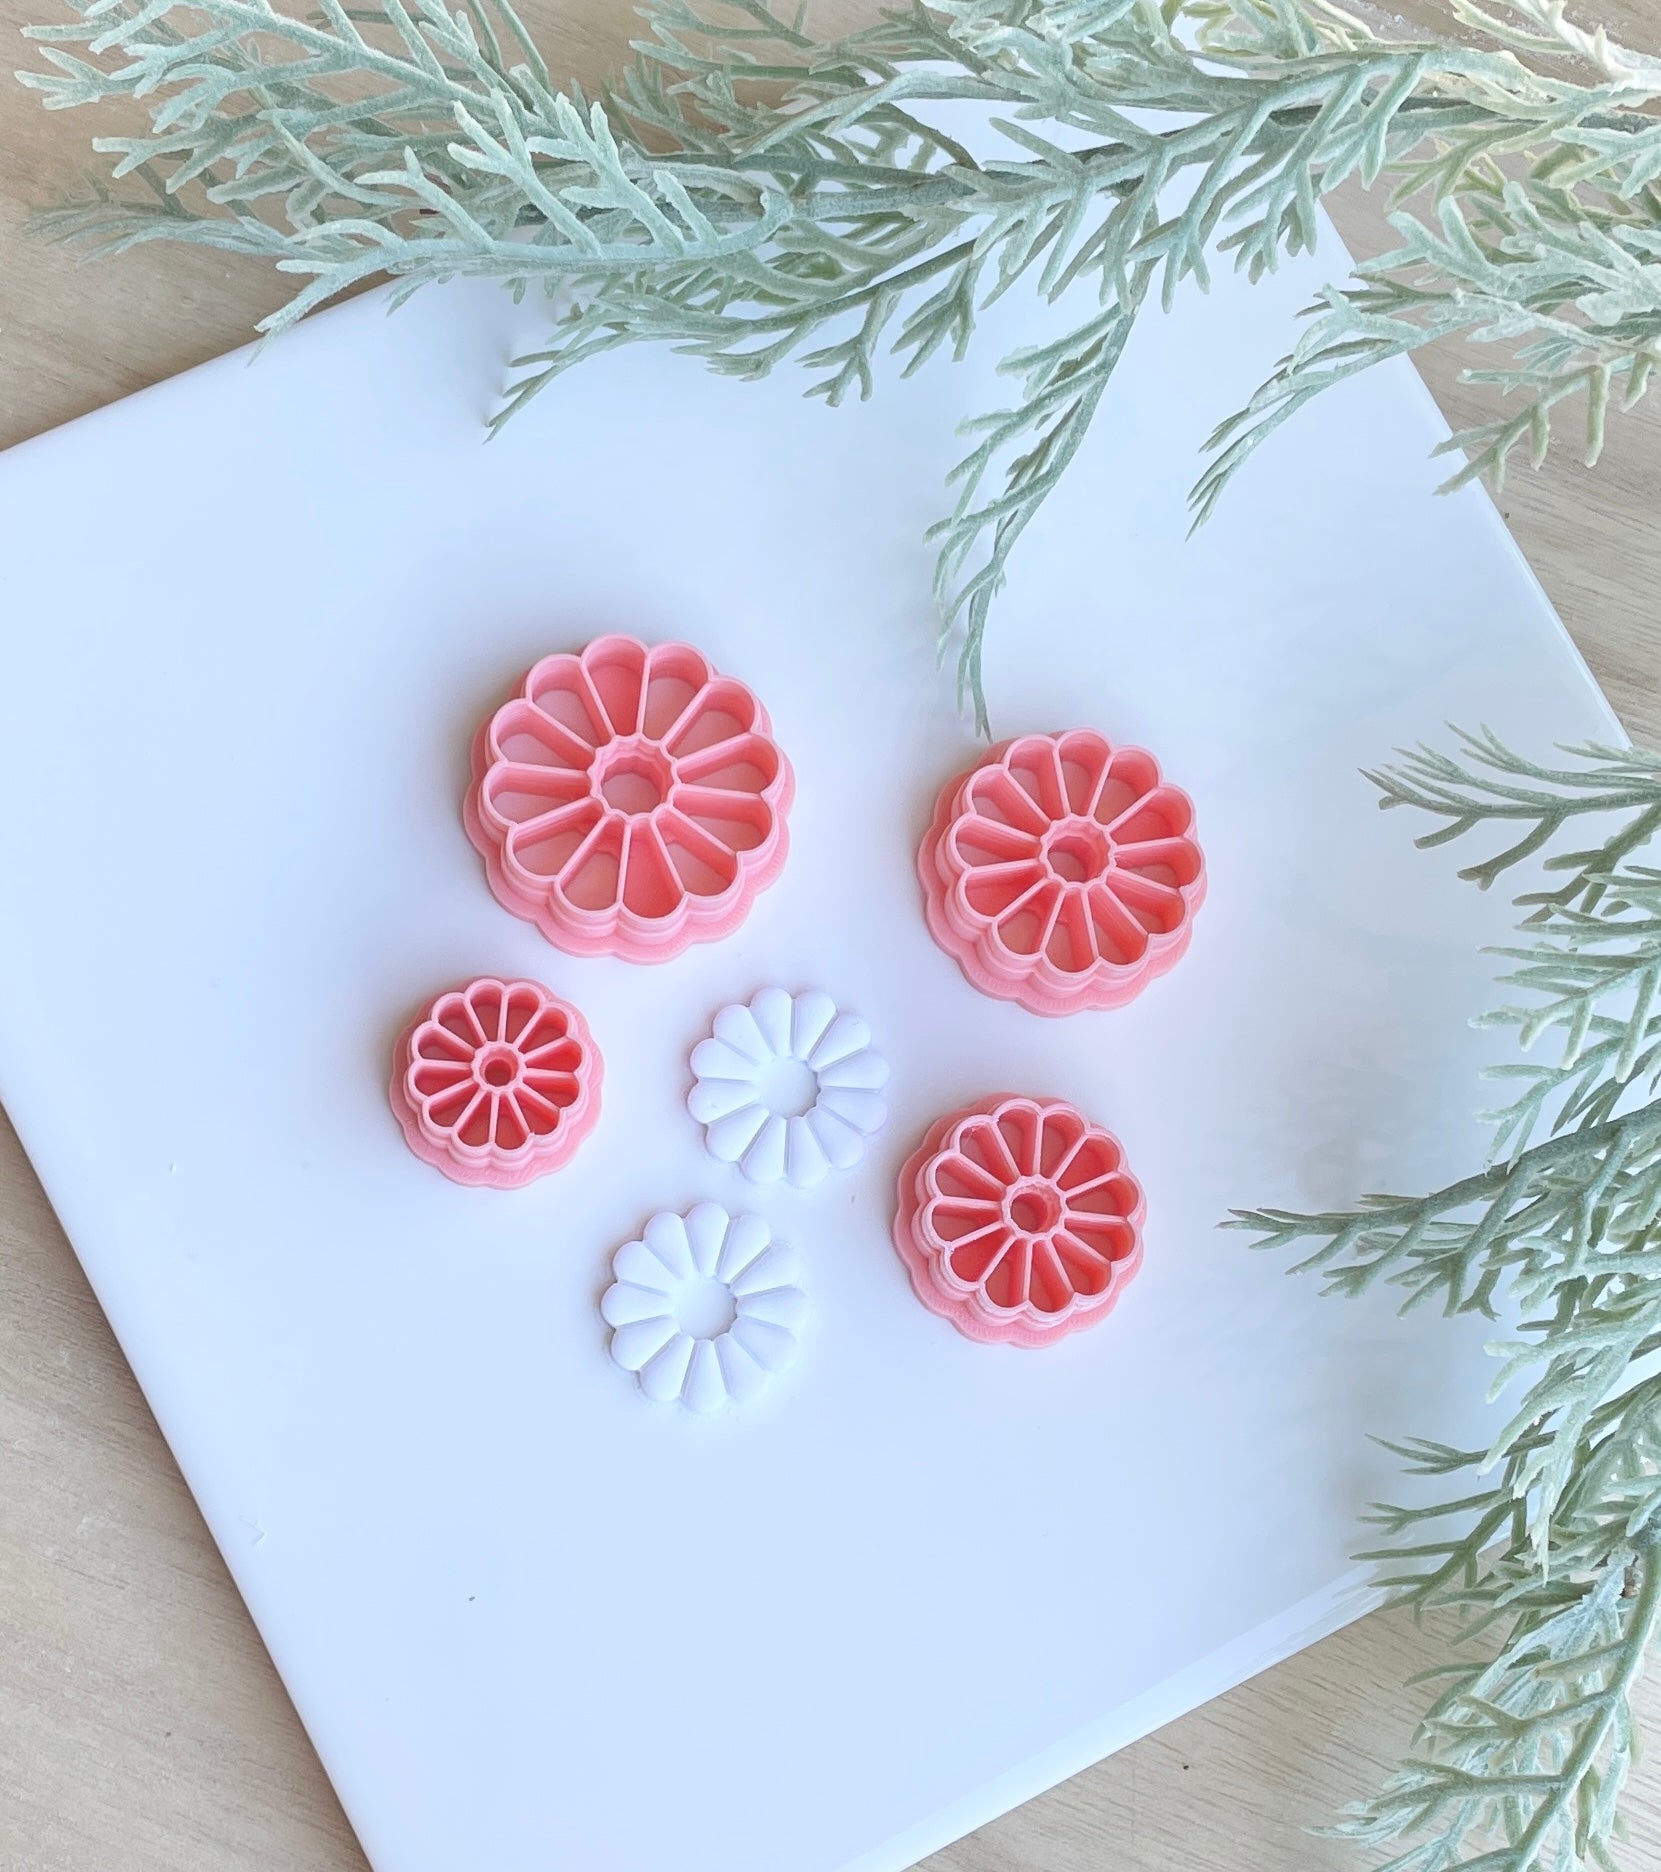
top-left (688, 987), bottom-right (889, 1190)
top-left (892, 1093), bottom-right (1145, 1347)
top-left (463, 636), bottom-right (794, 964)
top-left (601, 1203), bottom-right (807, 1413)
top-left (917, 731), bottom-right (1205, 1017)
top-left (389, 976), bottom-right (602, 1188)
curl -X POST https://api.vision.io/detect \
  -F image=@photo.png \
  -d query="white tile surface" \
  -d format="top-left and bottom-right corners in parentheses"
top-left (0, 223), bottom-right (1619, 1872)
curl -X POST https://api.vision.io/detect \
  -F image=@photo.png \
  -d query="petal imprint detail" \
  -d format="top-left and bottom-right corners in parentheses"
top-left (601, 1205), bottom-right (806, 1413)
top-left (390, 976), bottom-right (602, 1188)
top-left (918, 729), bottom-right (1204, 1015)
top-left (687, 987), bottom-right (890, 1191)
top-left (465, 636), bottom-right (794, 962)
top-left (892, 1094), bottom-right (1144, 1347)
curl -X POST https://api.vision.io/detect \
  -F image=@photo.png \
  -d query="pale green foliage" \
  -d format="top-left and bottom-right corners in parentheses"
top-left (1200, 2), bottom-right (1661, 515)
top-left (1237, 736), bottom-right (1661, 1871)
top-left (19, 0), bottom-right (1661, 721)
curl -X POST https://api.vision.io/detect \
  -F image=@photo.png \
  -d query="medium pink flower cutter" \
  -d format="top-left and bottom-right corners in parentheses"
top-left (390, 976), bottom-right (602, 1187)
top-left (919, 729), bottom-right (1205, 1016)
top-left (892, 1094), bottom-right (1144, 1347)
top-left (465, 636), bottom-right (794, 963)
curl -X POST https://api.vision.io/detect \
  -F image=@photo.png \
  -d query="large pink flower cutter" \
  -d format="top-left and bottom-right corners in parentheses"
top-left (892, 1094), bottom-right (1145, 1347)
top-left (919, 729), bottom-right (1205, 1016)
top-left (390, 976), bottom-right (602, 1187)
top-left (465, 636), bottom-right (795, 963)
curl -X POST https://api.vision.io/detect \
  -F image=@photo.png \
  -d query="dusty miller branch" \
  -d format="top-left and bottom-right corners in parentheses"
top-left (1237, 734), bottom-right (1661, 1872)
top-left (17, 0), bottom-right (1661, 722)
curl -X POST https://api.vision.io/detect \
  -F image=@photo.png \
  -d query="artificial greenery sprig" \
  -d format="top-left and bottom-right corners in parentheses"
top-left (1237, 734), bottom-right (1661, 1872)
top-left (19, 0), bottom-right (1661, 721)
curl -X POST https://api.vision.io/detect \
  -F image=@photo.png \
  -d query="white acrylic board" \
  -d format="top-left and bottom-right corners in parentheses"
top-left (0, 219), bottom-right (1621, 1872)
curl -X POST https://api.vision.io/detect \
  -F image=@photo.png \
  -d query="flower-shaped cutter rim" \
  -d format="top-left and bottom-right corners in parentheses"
top-left (464, 636), bottom-right (795, 963)
top-left (893, 1093), bottom-right (1145, 1347)
top-left (918, 731), bottom-right (1206, 1015)
top-left (389, 975), bottom-right (603, 1188)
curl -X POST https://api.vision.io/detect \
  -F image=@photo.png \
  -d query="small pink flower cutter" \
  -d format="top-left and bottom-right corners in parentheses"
top-left (892, 1093), bottom-right (1144, 1347)
top-left (465, 636), bottom-right (794, 964)
top-left (918, 730), bottom-right (1205, 1016)
top-left (390, 976), bottom-right (602, 1187)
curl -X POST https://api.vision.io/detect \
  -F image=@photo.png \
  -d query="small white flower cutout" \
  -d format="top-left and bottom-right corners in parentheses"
top-left (601, 1203), bottom-right (807, 1414)
top-left (687, 987), bottom-right (890, 1190)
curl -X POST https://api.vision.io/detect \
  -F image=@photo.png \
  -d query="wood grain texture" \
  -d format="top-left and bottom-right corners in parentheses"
top-left (2, 4), bottom-right (1660, 1868)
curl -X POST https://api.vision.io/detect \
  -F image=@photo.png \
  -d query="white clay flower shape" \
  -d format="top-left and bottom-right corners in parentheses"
top-left (688, 987), bottom-right (889, 1190)
top-left (601, 1204), bottom-right (806, 1414)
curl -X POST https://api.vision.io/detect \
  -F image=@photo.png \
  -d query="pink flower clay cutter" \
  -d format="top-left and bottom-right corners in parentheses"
top-left (601, 1203), bottom-right (807, 1413)
top-left (892, 1094), bottom-right (1144, 1347)
top-left (687, 987), bottom-right (889, 1190)
top-left (465, 635), bottom-right (794, 964)
top-left (390, 976), bottom-right (602, 1187)
top-left (918, 730), bottom-right (1205, 1016)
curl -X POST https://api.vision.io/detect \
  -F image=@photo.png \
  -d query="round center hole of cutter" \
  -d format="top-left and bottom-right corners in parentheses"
top-left (755, 1055), bottom-right (818, 1119)
top-left (596, 741), bottom-right (673, 816)
top-left (674, 1277), bottom-right (737, 1341)
top-left (476, 1044), bottom-right (521, 1089)
top-left (1045, 821), bottom-right (1110, 884)
top-left (1006, 1181), bottom-right (1062, 1236)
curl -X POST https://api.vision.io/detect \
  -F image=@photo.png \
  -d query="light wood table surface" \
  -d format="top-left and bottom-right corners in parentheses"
top-left (3, 4), bottom-right (1661, 1868)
